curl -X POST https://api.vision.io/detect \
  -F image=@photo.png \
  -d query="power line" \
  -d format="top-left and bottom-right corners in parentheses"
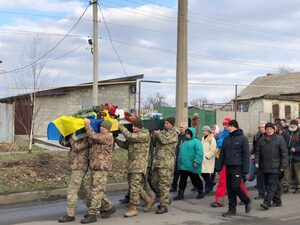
top-left (0, 28), bottom-right (87, 38)
top-left (6, 5), bottom-right (90, 74)
top-left (0, 9), bottom-right (92, 22)
top-left (100, 38), bottom-right (289, 70)
top-left (98, 2), bottom-right (128, 76)
top-left (2, 20), bottom-right (300, 54)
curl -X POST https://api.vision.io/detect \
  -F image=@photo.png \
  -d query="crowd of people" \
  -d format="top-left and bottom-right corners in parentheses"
top-left (57, 114), bottom-right (300, 224)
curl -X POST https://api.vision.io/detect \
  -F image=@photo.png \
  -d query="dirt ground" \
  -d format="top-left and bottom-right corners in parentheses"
top-left (0, 145), bottom-right (128, 195)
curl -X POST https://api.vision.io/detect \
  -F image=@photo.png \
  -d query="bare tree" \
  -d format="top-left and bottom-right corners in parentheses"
top-left (13, 37), bottom-right (51, 153)
top-left (143, 92), bottom-right (170, 110)
top-left (277, 65), bottom-right (295, 74)
top-left (189, 97), bottom-right (209, 108)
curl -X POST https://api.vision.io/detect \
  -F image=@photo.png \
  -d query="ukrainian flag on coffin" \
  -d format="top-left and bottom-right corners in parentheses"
top-left (47, 116), bottom-right (104, 141)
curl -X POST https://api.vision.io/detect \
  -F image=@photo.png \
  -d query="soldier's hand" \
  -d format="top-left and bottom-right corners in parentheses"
top-left (153, 130), bottom-right (160, 135)
top-left (84, 119), bottom-right (90, 126)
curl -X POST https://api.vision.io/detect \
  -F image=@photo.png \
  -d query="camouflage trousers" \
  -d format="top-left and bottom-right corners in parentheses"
top-left (67, 170), bottom-right (90, 217)
top-left (151, 167), bottom-right (173, 206)
top-left (144, 167), bottom-right (153, 197)
top-left (66, 170), bottom-right (112, 216)
top-left (128, 173), bottom-right (152, 205)
top-left (88, 170), bottom-right (113, 215)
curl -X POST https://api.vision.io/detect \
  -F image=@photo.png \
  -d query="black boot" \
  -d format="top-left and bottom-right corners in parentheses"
top-left (58, 215), bottom-right (75, 223)
top-left (245, 198), bottom-right (252, 213)
top-left (260, 203), bottom-right (269, 210)
top-left (119, 196), bottom-right (130, 204)
top-left (156, 205), bottom-right (168, 214)
top-left (173, 190), bottom-right (184, 200)
top-left (196, 191), bottom-right (205, 199)
top-left (81, 214), bottom-right (97, 224)
top-left (222, 210), bottom-right (236, 217)
top-left (101, 206), bottom-right (116, 219)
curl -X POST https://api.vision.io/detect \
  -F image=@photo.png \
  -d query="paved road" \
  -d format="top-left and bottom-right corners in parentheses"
top-left (1, 188), bottom-right (299, 225)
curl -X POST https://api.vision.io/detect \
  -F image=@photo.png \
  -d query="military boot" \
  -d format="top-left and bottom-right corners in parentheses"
top-left (143, 195), bottom-right (155, 212)
top-left (156, 205), bottom-right (168, 214)
top-left (58, 215), bottom-right (75, 223)
top-left (101, 206), bottom-right (116, 219)
top-left (124, 203), bottom-right (138, 217)
top-left (80, 214), bottom-right (97, 224)
top-left (173, 190), bottom-right (184, 200)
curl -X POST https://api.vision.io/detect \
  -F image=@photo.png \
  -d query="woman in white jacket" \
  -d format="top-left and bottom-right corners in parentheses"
top-left (201, 126), bottom-right (217, 193)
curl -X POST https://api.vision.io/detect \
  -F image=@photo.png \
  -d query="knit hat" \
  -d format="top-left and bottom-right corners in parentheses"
top-left (265, 122), bottom-right (275, 130)
top-left (222, 117), bottom-right (231, 125)
top-left (228, 120), bottom-right (239, 129)
top-left (132, 118), bottom-right (143, 129)
top-left (289, 119), bottom-right (298, 127)
top-left (202, 125), bottom-right (212, 132)
top-left (101, 120), bottom-right (112, 131)
top-left (165, 117), bottom-right (175, 126)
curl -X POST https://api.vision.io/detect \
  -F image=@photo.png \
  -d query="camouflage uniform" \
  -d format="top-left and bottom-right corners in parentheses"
top-left (66, 136), bottom-right (90, 217)
top-left (85, 123), bottom-right (114, 215)
top-left (115, 124), bottom-right (150, 205)
top-left (151, 127), bottom-right (178, 207)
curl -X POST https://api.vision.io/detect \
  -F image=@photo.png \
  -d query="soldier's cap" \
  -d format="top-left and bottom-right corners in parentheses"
top-left (101, 120), bottom-right (112, 131)
top-left (132, 118), bottom-right (143, 129)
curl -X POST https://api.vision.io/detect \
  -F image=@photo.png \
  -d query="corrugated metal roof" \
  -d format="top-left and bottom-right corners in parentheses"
top-left (237, 73), bottom-right (300, 100)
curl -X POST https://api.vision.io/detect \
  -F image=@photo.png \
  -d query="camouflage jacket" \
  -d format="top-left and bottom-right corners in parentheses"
top-left (116, 124), bottom-right (150, 174)
top-left (85, 123), bottom-right (114, 171)
top-left (152, 127), bottom-right (178, 170)
top-left (69, 136), bottom-right (90, 172)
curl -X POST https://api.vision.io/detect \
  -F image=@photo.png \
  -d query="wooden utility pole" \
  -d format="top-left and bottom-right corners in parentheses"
top-left (92, 0), bottom-right (99, 105)
top-left (175, 0), bottom-right (188, 127)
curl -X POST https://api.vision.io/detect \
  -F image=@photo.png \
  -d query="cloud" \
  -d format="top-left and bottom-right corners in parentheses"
top-left (1, 0), bottom-right (300, 103)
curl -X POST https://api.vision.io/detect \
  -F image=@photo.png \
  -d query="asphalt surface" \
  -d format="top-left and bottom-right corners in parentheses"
top-left (1, 186), bottom-right (300, 225)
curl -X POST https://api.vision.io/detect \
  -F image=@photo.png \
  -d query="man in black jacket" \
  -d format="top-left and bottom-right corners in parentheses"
top-left (217, 120), bottom-right (251, 217)
top-left (283, 119), bottom-right (300, 194)
top-left (252, 122), bottom-right (266, 199)
top-left (255, 122), bottom-right (288, 210)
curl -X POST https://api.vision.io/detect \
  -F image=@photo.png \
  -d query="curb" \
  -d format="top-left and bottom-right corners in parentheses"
top-left (0, 182), bottom-right (128, 205)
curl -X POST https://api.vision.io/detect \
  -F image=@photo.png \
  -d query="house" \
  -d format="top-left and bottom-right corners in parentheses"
top-left (237, 72), bottom-right (300, 120)
top-left (0, 74), bottom-right (143, 137)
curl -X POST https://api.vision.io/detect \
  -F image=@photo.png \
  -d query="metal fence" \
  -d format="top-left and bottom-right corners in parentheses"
top-left (0, 103), bottom-right (14, 143)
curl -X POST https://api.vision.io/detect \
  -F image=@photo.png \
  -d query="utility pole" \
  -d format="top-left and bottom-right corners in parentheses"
top-left (175, 0), bottom-right (188, 127)
top-left (92, 0), bottom-right (99, 106)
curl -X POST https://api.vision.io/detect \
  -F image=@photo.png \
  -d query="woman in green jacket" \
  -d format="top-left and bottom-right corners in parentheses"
top-left (174, 127), bottom-right (204, 200)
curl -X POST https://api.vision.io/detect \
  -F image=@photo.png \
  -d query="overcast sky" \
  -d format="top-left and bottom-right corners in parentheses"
top-left (1, 0), bottom-right (300, 105)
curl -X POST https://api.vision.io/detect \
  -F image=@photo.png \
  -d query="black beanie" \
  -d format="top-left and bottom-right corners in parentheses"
top-left (228, 120), bottom-right (239, 129)
top-left (289, 119), bottom-right (298, 126)
top-left (165, 117), bottom-right (175, 126)
top-left (265, 122), bottom-right (275, 130)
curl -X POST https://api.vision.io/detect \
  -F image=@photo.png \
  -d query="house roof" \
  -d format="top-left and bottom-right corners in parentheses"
top-left (237, 72), bottom-right (300, 100)
top-left (0, 74), bottom-right (144, 102)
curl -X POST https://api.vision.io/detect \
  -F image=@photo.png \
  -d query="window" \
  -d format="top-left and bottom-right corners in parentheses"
top-left (272, 104), bottom-right (279, 119)
top-left (285, 105), bottom-right (291, 120)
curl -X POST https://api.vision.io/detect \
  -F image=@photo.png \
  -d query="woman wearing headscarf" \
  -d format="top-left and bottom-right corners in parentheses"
top-left (201, 126), bottom-right (217, 194)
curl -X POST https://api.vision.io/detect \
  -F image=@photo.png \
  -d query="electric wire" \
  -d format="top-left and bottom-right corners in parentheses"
top-left (6, 4), bottom-right (90, 74)
top-left (98, 2), bottom-right (128, 76)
